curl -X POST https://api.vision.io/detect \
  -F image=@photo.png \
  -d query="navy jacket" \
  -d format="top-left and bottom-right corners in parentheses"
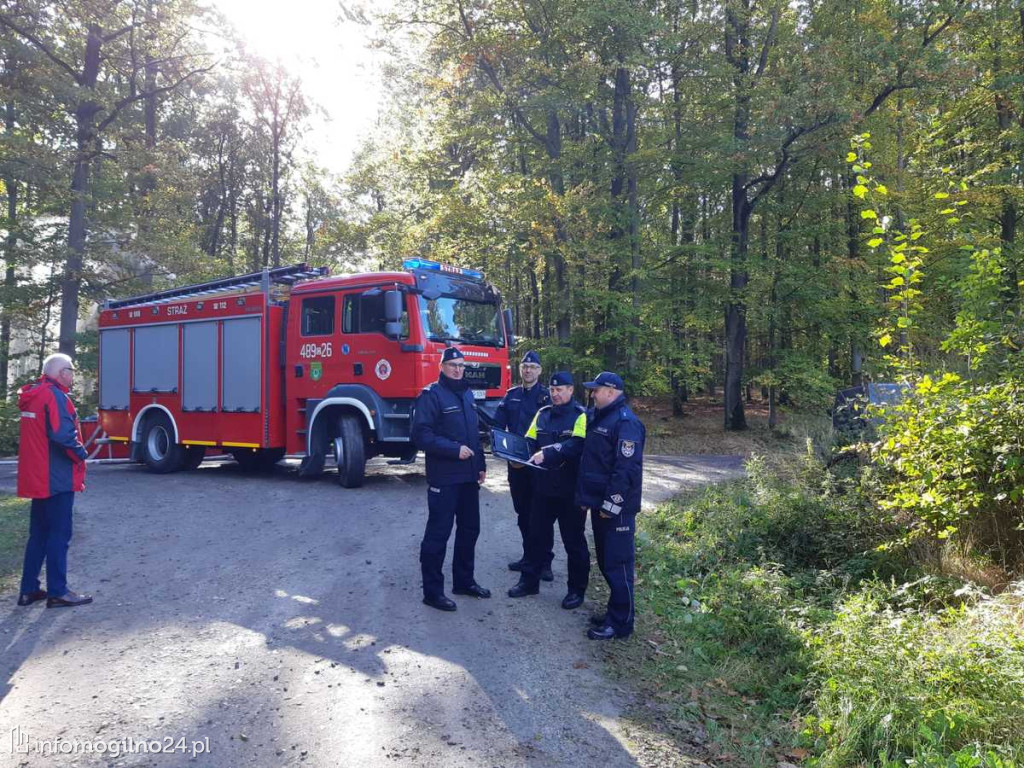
top-left (526, 401), bottom-right (587, 498)
top-left (494, 383), bottom-right (549, 436)
top-left (412, 374), bottom-right (486, 486)
top-left (575, 396), bottom-right (645, 516)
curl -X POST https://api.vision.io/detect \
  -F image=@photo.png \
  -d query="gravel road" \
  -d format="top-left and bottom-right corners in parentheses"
top-left (0, 453), bottom-right (743, 768)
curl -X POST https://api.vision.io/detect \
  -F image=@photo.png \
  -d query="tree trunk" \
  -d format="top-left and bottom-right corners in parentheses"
top-left (529, 265), bottom-right (541, 339)
top-left (995, 22), bottom-right (1020, 315)
top-left (59, 24), bottom-right (103, 357)
top-left (725, 184), bottom-right (750, 430)
top-left (1, 99), bottom-right (17, 398)
top-left (609, 62), bottom-right (638, 375)
top-left (545, 109), bottom-right (571, 342)
top-left (271, 138), bottom-right (282, 268)
top-left (724, 1), bottom-right (752, 430)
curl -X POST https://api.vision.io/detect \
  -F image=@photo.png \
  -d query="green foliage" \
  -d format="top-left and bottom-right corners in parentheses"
top-left (0, 397), bottom-right (19, 458)
top-left (871, 374), bottom-right (1024, 569)
top-left (806, 585), bottom-right (1024, 767)
top-left (631, 457), bottom-right (1023, 767)
top-left (0, 493), bottom-right (29, 591)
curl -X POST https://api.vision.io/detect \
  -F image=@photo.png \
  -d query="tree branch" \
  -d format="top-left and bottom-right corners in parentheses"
top-left (754, 5), bottom-right (779, 78)
top-left (95, 60), bottom-right (215, 134)
top-left (0, 13), bottom-right (82, 84)
top-left (101, 22), bottom-right (135, 44)
top-left (922, 1), bottom-right (966, 48)
top-left (744, 114), bottom-right (841, 198)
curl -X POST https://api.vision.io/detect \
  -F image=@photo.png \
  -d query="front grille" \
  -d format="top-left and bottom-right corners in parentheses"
top-left (463, 363), bottom-right (502, 389)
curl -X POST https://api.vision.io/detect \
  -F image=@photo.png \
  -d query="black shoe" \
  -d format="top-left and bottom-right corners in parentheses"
top-left (508, 558), bottom-right (527, 572)
top-left (540, 566), bottom-right (554, 582)
top-left (589, 612), bottom-right (607, 626)
top-left (452, 584), bottom-right (491, 599)
top-left (561, 592), bottom-right (584, 610)
top-left (422, 594), bottom-right (457, 612)
top-left (507, 581), bottom-right (540, 598)
top-left (17, 590), bottom-right (47, 607)
top-left (46, 590), bottom-right (93, 608)
top-left (587, 624), bottom-right (631, 640)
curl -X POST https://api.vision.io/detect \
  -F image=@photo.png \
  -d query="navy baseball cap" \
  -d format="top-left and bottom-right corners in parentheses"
top-left (521, 350), bottom-right (541, 365)
top-left (583, 371), bottom-right (624, 390)
top-left (441, 347), bottom-right (465, 363)
top-left (549, 371), bottom-right (574, 387)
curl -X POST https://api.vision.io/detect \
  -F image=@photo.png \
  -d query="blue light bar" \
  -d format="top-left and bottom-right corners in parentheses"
top-left (402, 258), bottom-right (484, 280)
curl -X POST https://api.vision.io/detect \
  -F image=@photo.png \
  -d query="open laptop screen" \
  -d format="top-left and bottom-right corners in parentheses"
top-left (490, 428), bottom-right (546, 470)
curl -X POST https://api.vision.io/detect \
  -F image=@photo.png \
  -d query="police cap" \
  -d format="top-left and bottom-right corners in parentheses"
top-left (582, 371), bottom-right (624, 390)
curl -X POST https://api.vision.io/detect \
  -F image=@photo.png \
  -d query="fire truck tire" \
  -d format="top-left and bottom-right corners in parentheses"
top-left (335, 414), bottom-right (366, 488)
top-left (140, 413), bottom-right (185, 473)
top-left (232, 448), bottom-right (284, 472)
top-left (182, 445), bottom-right (206, 470)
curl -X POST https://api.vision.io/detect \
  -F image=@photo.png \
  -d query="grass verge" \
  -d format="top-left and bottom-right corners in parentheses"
top-left (618, 456), bottom-right (1024, 767)
top-left (0, 492), bottom-right (28, 593)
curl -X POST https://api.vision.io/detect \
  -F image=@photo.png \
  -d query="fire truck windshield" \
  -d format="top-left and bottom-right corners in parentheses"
top-left (418, 295), bottom-right (505, 347)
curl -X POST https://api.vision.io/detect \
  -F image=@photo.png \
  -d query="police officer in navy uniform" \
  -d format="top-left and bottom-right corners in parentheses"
top-left (493, 350), bottom-right (553, 581)
top-left (576, 372), bottom-right (646, 639)
top-left (508, 371), bottom-right (590, 609)
top-left (412, 347), bottom-right (491, 611)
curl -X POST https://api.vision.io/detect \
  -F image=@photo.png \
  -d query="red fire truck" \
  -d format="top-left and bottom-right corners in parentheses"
top-left (97, 260), bottom-right (513, 487)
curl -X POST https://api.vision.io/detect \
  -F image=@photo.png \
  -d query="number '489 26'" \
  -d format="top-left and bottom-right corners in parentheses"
top-left (299, 342), bottom-right (332, 359)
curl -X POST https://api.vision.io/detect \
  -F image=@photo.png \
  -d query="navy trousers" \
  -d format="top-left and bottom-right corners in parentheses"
top-left (591, 509), bottom-right (636, 637)
top-left (508, 467), bottom-right (552, 565)
top-left (521, 495), bottom-right (590, 593)
top-left (20, 492), bottom-right (74, 598)
top-left (420, 482), bottom-right (480, 599)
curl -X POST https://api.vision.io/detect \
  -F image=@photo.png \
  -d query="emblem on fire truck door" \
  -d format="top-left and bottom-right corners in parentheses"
top-left (310, 361), bottom-right (322, 382)
top-left (375, 359), bottom-right (392, 380)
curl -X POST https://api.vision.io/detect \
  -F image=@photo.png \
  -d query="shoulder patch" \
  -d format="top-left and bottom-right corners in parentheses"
top-left (619, 439), bottom-right (636, 458)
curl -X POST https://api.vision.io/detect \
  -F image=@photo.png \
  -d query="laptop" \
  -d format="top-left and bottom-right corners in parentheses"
top-left (490, 428), bottom-right (546, 470)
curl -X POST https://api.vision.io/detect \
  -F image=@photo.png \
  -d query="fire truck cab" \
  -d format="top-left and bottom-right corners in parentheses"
top-left (97, 260), bottom-right (512, 487)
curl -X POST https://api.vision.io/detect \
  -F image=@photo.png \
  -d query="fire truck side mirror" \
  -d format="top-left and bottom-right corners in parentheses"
top-left (502, 308), bottom-right (515, 348)
top-left (384, 290), bottom-right (404, 340)
top-left (383, 290), bottom-right (403, 322)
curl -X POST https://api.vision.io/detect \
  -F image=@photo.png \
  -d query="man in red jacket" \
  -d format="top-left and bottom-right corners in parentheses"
top-left (16, 353), bottom-right (92, 608)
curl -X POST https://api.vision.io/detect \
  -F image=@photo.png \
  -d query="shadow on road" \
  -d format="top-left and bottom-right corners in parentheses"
top-left (1, 460), bottom-right (644, 766)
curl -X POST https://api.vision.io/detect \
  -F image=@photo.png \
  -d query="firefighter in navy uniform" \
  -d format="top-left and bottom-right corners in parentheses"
top-left (507, 371), bottom-right (590, 609)
top-left (412, 347), bottom-right (491, 611)
top-left (576, 371), bottom-right (646, 640)
top-left (493, 350), bottom-right (553, 581)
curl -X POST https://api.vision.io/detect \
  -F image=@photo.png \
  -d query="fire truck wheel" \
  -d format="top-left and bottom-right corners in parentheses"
top-left (141, 413), bottom-right (185, 473)
top-left (334, 414), bottom-right (366, 488)
top-left (182, 445), bottom-right (206, 471)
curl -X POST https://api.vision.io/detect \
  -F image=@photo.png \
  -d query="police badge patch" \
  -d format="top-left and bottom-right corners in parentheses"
top-left (620, 440), bottom-right (636, 457)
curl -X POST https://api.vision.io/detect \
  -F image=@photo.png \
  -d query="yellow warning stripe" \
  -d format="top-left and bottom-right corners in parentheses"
top-left (222, 441), bottom-right (260, 449)
top-left (182, 440), bottom-right (217, 446)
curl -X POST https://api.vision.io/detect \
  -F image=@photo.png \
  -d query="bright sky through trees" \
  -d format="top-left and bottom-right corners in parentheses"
top-left (210, 0), bottom-right (384, 175)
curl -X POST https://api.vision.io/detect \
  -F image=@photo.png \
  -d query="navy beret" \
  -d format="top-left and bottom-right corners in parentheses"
top-left (549, 371), bottom-right (574, 387)
top-left (583, 371), bottom-right (624, 390)
top-left (521, 350), bottom-right (541, 365)
top-left (441, 347), bottom-right (465, 363)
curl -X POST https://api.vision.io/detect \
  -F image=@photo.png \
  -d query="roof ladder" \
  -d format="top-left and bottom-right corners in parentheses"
top-left (102, 263), bottom-right (328, 310)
